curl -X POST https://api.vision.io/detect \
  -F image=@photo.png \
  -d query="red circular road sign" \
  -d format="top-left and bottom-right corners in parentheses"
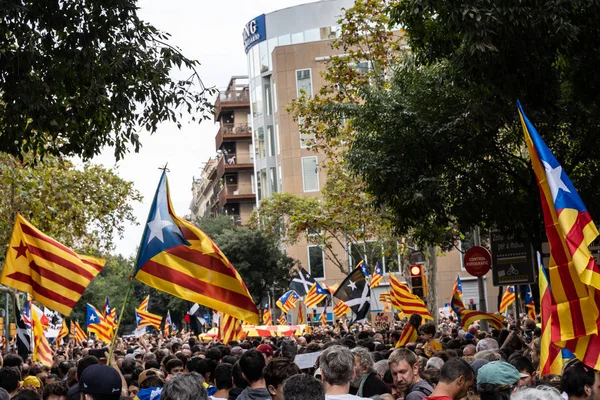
top-left (464, 246), bottom-right (492, 277)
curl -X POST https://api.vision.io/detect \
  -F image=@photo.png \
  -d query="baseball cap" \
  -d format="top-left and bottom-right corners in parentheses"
top-left (79, 364), bottom-right (122, 396)
top-left (476, 361), bottom-right (520, 391)
top-left (257, 344), bottom-right (274, 357)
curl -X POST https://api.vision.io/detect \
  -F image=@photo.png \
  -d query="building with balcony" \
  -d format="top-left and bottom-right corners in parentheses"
top-left (241, 0), bottom-right (501, 314)
top-left (191, 76), bottom-right (257, 226)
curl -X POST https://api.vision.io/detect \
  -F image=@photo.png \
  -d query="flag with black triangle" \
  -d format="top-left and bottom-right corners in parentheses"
top-left (289, 268), bottom-right (316, 297)
top-left (333, 266), bottom-right (371, 322)
top-left (13, 295), bottom-right (31, 360)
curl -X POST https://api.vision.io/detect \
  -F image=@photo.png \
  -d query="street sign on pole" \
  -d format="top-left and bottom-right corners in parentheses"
top-left (490, 231), bottom-right (535, 286)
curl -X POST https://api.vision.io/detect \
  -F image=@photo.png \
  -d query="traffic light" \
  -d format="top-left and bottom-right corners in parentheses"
top-left (410, 265), bottom-right (427, 298)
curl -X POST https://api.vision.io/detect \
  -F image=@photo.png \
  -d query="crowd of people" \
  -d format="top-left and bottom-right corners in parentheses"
top-left (0, 314), bottom-right (592, 400)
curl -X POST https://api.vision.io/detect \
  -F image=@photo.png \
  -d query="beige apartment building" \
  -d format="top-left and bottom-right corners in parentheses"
top-left (191, 0), bottom-right (502, 315)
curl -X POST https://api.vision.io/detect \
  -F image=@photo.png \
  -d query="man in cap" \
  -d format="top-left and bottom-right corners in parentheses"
top-left (257, 344), bottom-right (274, 365)
top-left (78, 364), bottom-right (124, 400)
top-left (476, 361), bottom-right (521, 400)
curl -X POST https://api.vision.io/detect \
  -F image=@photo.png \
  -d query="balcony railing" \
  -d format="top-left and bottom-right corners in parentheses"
top-left (215, 123), bottom-right (252, 149)
top-left (216, 154), bottom-right (254, 178)
top-left (214, 90), bottom-right (250, 121)
top-left (218, 184), bottom-right (256, 206)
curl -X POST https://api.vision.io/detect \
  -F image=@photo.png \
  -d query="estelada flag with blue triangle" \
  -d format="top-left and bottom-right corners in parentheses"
top-left (134, 171), bottom-right (258, 324)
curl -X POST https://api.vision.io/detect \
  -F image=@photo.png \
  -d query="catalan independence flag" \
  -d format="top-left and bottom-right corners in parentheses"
top-left (276, 290), bottom-right (299, 313)
top-left (73, 321), bottom-right (87, 343)
top-left (263, 303), bottom-right (273, 326)
top-left (333, 300), bottom-right (350, 318)
top-left (86, 304), bottom-right (113, 343)
top-left (389, 274), bottom-right (433, 320)
top-left (0, 214), bottom-right (105, 316)
top-left (519, 102), bottom-right (600, 345)
top-left (297, 305), bottom-right (305, 324)
top-left (219, 313), bottom-right (244, 344)
top-left (134, 172), bottom-right (258, 324)
top-left (31, 303), bottom-right (52, 367)
top-left (320, 300), bottom-right (328, 326)
top-left (138, 295), bottom-right (149, 311)
top-left (499, 286), bottom-right (516, 314)
top-left (55, 320), bottom-right (69, 346)
top-left (525, 285), bottom-right (536, 321)
top-left (164, 311), bottom-right (172, 337)
top-left (395, 324), bottom-right (418, 348)
top-left (456, 308), bottom-right (505, 330)
top-left (304, 282), bottom-right (328, 308)
top-left (135, 308), bottom-right (162, 330)
top-left (370, 262), bottom-right (383, 288)
top-left (450, 275), bottom-right (465, 315)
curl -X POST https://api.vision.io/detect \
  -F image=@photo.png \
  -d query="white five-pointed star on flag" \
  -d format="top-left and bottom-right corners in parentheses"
top-left (542, 160), bottom-right (571, 202)
top-left (348, 281), bottom-right (357, 291)
top-left (146, 208), bottom-right (174, 243)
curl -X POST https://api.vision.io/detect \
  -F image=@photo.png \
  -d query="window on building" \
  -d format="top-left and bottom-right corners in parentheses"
top-left (308, 246), bottom-right (325, 279)
top-left (278, 164), bottom-right (283, 193)
top-left (273, 82), bottom-right (278, 113)
top-left (300, 132), bottom-right (316, 149)
top-left (275, 121), bottom-right (281, 155)
top-left (302, 156), bottom-right (319, 192)
top-left (296, 69), bottom-right (312, 98)
top-left (267, 125), bottom-right (276, 156)
top-left (257, 127), bottom-right (266, 158)
top-left (269, 167), bottom-right (277, 194)
top-left (264, 83), bottom-right (272, 116)
top-left (251, 173), bottom-right (256, 194)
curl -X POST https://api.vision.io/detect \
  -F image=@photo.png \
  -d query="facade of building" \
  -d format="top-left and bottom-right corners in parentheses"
top-left (238, 0), bottom-right (500, 314)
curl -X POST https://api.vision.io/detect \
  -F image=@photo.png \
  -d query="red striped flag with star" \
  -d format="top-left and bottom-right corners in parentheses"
top-left (263, 303), bottom-right (273, 326)
top-left (389, 274), bottom-right (433, 320)
top-left (519, 102), bottom-right (600, 348)
top-left (134, 172), bottom-right (259, 324)
top-left (333, 300), bottom-right (350, 318)
top-left (0, 214), bottom-right (105, 316)
top-left (320, 301), bottom-right (328, 326)
top-left (304, 282), bottom-right (328, 308)
top-left (499, 286), bottom-right (516, 314)
top-left (370, 262), bottom-right (383, 288)
top-left (278, 313), bottom-right (287, 325)
top-left (135, 308), bottom-right (162, 330)
top-left (539, 260), bottom-right (563, 375)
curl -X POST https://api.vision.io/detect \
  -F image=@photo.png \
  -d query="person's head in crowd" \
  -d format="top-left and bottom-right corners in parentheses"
top-left (170, 342), bottom-right (182, 354)
top-left (279, 340), bottom-right (297, 362)
top-left (212, 363), bottom-right (233, 400)
top-left (160, 355), bottom-right (175, 375)
top-left (475, 350), bottom-right (502, 362)
top-left (78, 364), bottom-right (123, 400)
top-left (160, 372), bottom-right (207, 400)
top-left (21, 364), bottom-right (30, 378)
top-left (319, 345), bottom-right (355, 395)
top-left (426, 359), bottom-right (474, 400)
top-left (0, 367), bottom-right (22, 397)
top-left (282, 374), bottom-right (325, 400)
top-left (222, 355), bottom-right (238, 366)
top-left (164, 359), bottom-right (184, 377)
top-left (186, 358), bottom-right (216, 385)
top-left (538, 374), bottom-right (561, 391)
top-left (12, 389), bottom-right (39, 400)
top-left (42, 382), bottom-right (68, 400)
top-left (257, 344), bottom-right (274, 365)
top-left (231, 361), bottom-right (249, 398)
top-left (373, 359), bottom-right (389, 380)
top-left (3, 355), bottom-right (23, 371)
top-left (76, 355), bottom-right (100, 382)
top-left (239, 349), bottom-right (267, 387)
top-left (45, 375), bottom-right (59, 385)
top-left (561, 359), bottom-right (600, 400)
top-left (426, 357), bottom-right (444, 371)
top-left (139, 375), bottom-right (164, 389)
top-left (388, 348), bottom-right (433, 397)
top-left (508, 355), bottom-right (535, 388)
top-left (57, 362), bottom-right (72, 380)
top-left (263, 358), bottom-right (300, 400)
top-left (121, 359), bottom-right (135, 375)
top-left (476, 338), bottom-right (499, 353)
top-left (206, 347), bottom-right (222, 364)
top-left (462, 344), bottom-right (476, 358)
top-left (476, 361), bottom-right (520, 400)
top-left (350, 347), bottom-right (374, 388)
top-left (420, 368), bottom-right (440, 388)
top-left (511, 386), bottom-right (564, 400)
top-left (22, 376), bottom-right (42, 394)
top-left (143, 360), bottom-right (160, 371)
top-left (126, 383), bottom-right (138, 400)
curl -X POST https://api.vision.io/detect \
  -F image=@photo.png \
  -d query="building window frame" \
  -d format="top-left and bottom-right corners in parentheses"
top-left (308, 245), bottom-right (325, 280)
top-left (295, 68), bottom-right (313, 99)
top-left (301, 156), bottom-right (320, 192)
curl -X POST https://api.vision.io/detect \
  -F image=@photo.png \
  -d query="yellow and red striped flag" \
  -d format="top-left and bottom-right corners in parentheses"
top-left (297, 306), bottom-right (305, 324)
top-left (31, 303), bottom-right (52, 367)
top-left (0, 214), bottom-right (105, 316)
top-left (163, 311), bottom-right (172, 337)
top-left (135, 308), bottom-right (162, 330)
top-left (379, 292), bottom-right (391, 303)
top-left (333, 300), bottom-right (350, 318)
top-left (389, 274), bottom-right (433, 320)
top-left (304, 282), bottom-right (328, 308)
top-left (539, 260), bottom-right (563, 375)
top-left (55, 320), bottom-right (69, 346)
top-left (74, 321), bottom-right (87, 343)
top-left (263, 303), bottom-right (273, 325)
top-left (395, 324), bottom-right (418, 348)
top-left (134, 172), bottom-right (258, 324)
top-left (321, 301), bottom-right (328, 326)
top-left (278, 313), bottom-right (286, 325)
top-left (370, 262), bottom-right (383, 288)
top-left (219, 313), bottom-right (244, 344)
top-left (138, 295), bottom-right (149, 312)
top-left (456, 308), bottom-right (505, 330)
top-left (520, 103), bottom-right (600, 351)
top-left (525, 285), bottom-right (536, 321)
top-left (499, 286), bottom-right (516, 314)
top-left (86, 304), bottom-right (113, 343)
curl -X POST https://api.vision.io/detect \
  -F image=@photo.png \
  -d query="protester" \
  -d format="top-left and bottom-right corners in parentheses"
top-left (349, 347), bottom-right (389, 398)
top-left (319, 345), bottom-right (368, 400)
top-left (422, 359), bottom-right (474, 400)
top-left (561, 359), bottom-right (600, 400)
top-left (388, 349), bottom-right (433, 400)
top-left (476, 361), bottom-right (520, 400)
top-left (210, 363), bottom-right (233, 400)
top-left (237, 350), bottom-right (270, 400)
top-left (161, 372), bottom-right (207, 400)
top-left (282, 374), bottom-right (325, 400)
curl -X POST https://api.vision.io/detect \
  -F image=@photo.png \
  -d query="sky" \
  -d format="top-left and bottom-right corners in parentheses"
top-left (93, 0), bottom-right (318, 257)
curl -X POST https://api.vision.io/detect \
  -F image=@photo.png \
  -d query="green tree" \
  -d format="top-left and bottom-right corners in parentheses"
top-left (343, 1), bottom-right (600, 252)
top-left (1, 0), bottom-right (214, 160)
top-left (197, 216), bottom-right (295, 310)
top-left (0, 153), bottom-right (141, 255)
